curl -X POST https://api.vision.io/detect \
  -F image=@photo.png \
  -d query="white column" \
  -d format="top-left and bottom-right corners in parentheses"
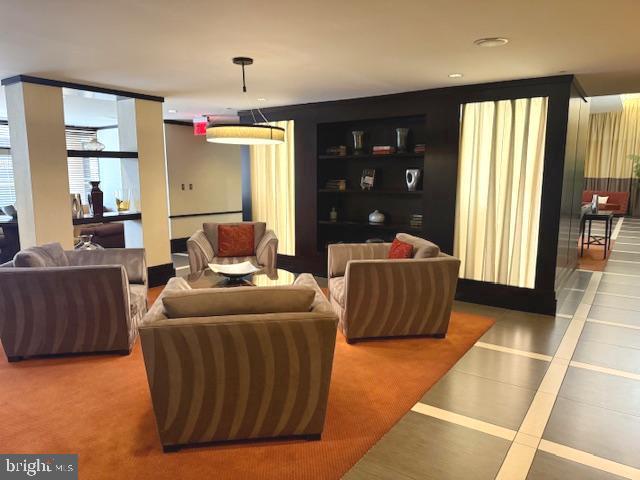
top-left (117, 98), bottom-right (171, 268)
top-left (5, 82), bottom-right (74, 249)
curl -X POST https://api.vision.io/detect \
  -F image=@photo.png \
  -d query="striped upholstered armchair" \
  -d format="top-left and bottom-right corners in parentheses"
top-left (139, 274), bottom-right (337, 451)
top-left (186, 221), bottom-right (278, 274)
top-left (0, 243), bottom-right (147, 361)
top-left (327, 234), bottom-right (460, 343)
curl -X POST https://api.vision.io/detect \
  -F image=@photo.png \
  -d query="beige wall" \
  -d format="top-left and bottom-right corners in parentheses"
top-left (164, 123), bottom-right (242, 238)
top-left (5, 82), bottom-right (74, 248)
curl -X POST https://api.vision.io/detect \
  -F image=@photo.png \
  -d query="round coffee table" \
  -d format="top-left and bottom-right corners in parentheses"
top-left (185, 267), bottom-right (296, 289)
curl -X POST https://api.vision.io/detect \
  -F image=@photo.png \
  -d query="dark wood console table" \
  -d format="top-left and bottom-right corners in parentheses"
top-left (72, 211), bottom-right (141, 226)
top-left (581, 210), bottom-right (614, 259)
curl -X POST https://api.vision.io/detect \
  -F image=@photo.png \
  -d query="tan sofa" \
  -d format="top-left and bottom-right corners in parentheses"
top-left (139, 273), bottom-right (338, 451)
top-left (327, 236), bottom-right (460, 343)
top-left (0, 243), bottom-right (147, 361)
top-left (187, 221), bottom-right (278, 274)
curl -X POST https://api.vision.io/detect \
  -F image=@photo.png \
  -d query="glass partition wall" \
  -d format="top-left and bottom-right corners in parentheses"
top-left (454, 97), bottom-right (549, 289)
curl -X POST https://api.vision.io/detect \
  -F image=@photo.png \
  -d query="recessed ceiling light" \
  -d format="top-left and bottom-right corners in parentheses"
top-left (474, 37), bottom-right (509, 47)
top-left (168, 109), bottom-right (177, 113)
top-left (257, 97), bottom-right (267, 102)
top-left (448, 73), bottom-right (463, 79)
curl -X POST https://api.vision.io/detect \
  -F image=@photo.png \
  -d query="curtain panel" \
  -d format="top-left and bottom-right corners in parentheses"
top-left (584, 98), bottom-right (640, 216)
top-left (249, 120), bottom-right (296, 255)
top-left (454, 97), bottom-right (548, 289)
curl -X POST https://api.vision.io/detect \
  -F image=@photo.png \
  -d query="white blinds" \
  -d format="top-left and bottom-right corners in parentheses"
top-left (65, 128), bottom-right (100, 199)
top-left (0, 123), bottom-right (100, 205)
top-left (0, 123), bottom-right (15, 206)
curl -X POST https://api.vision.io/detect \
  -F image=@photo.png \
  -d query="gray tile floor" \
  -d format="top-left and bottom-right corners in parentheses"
top-left (344, 217), bottom-right (640, 479)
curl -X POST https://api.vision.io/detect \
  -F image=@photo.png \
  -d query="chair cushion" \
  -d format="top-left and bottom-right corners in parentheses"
top-left (203, 222), bottom-right (266, 256)
top-left (14, 242), bottom-right (70, 267)
top-left (396, 233), bottom-right (440, 258)
top-left (218, 224), bottom-right (255, 257)
top-left (162, 286), bottom-right (315, 318)
top-left (329, 277), bottom-right (346, 307)
top-left (388, 238), bottom-right (414, 259)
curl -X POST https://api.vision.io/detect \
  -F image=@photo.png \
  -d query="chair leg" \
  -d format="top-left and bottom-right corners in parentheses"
top-left (432, 333), bottom-right (446, 339)
top-left (345, 338), bottom-right (356, 345)
top-left (7, 355), bottom-right (24, 363)
top-left (114, 349), bottom-right (131, 356)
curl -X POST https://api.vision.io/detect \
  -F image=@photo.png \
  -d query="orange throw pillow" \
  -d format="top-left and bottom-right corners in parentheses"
top-left (388, 238), bottom-right (413, 259)
top-left (217, 224), bottom-right (255, 257)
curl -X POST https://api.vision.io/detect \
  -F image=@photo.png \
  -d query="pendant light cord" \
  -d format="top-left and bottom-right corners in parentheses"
top-left (241, 63), bottom-right (247, 93)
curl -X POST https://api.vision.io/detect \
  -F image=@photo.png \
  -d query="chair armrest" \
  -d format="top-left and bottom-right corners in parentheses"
top-left (294, 273), bottom-right (336, 316)
top-left (139, 312), bottom-right (337, 446)
top-left (187, 230), bottom-right (214, 273)
top-left (65, 248), bottom-right (147, 285)
top-left (327, 243), bottom-right (391, 278)
top-left (0, 265), bottom-right (131, 356)
top-left (256, 229), bottom-right (278, 270)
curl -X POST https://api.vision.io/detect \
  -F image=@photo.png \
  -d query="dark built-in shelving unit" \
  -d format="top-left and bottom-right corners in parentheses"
top-left (317, 115), bottom-right (426, 252)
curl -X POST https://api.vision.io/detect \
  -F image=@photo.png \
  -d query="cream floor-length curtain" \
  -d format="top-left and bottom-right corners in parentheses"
top-left (584, 97), bottom-right (640, 216)
top-left (249, 120), bottom-right (295, 255)
top-left (454, 97), bottom-right (548, 289)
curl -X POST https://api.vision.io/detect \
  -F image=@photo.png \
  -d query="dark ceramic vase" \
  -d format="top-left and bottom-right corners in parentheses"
top-left (89, 181), bottom-right (104, 217)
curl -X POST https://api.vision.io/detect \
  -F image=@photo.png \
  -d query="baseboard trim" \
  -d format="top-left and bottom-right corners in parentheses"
top-left (455, 278), bottom-right (557, 315)
top-left (147, 263), bottom-right (176, 287)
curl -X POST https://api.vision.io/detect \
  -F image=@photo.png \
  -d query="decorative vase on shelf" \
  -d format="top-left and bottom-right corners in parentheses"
top-left (115, 189), bottom-right (132, 212)
top-left (82, 139), bottom-right (105, 152)
top-left (396, 128), bottom-right (410, 153)
top-left (329, 207), bottom-right (338, 222)
top-left (74, 234), bottom-right (103, 251)
top-left (406, 169), bottom-right (422, 192)
top-left (88, 181), bottom-right (104, 217)
top-left (70, 194), bottom-right (83, 219)
top-left (352, 131), bottom-right (365, 155)
top-left (368, 210), bottom-right (385, 224)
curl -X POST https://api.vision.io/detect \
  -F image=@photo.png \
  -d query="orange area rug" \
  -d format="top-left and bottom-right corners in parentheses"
top-left (0, 289), bottom-right (494, 479)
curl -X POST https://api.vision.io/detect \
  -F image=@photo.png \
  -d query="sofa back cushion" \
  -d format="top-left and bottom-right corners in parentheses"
top-left (218, 224), bottom-right (255, 257)
top-left (162, 286), bottom-right (315, 318)
top-left (396, 233), bottom-right (440, 258)
top-left (203, 222), bottom-right (266, 256)
top-left (14, 242), bottom-right (70, 268)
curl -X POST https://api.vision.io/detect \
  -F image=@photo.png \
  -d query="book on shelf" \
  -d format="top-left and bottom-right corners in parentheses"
top-left (414, 144), bottom-right (426, 153)
top-left (325, 145), bottom-right (348, 156)
top-left (372, 145), bottom-right (396, 155)
top-left (325, 179), bottom-right (347, 191)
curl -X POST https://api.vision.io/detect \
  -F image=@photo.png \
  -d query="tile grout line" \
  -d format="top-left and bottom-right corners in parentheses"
top-left (586, 318), bottom-right (640, 331)
top-left (494, 271), bottom-right (604, 480)
top-left (474, 342), bottom-right (553, 362)
top-left (611, 217), bottom-right (624, 240)
top-left (570, 360), bottom-right (640, 382)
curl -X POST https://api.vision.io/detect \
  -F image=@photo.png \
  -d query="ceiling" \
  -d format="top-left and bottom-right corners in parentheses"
top-left (1, 0), bottom-right (639, 124)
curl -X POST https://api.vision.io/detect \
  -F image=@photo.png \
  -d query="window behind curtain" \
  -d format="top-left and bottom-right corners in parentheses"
top-left (454, 97), bottom-right (548, 289)
top-left (0, 123), bottom-right (100, 205)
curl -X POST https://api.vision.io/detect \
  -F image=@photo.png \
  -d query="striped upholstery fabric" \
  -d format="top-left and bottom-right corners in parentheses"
top-left (187, 226), bottom-right (278, 274)
top-left (0, 248), bottom-right (147, 360)
top-left (139, 274), bottom-right (338, 450)
top-left (327, 243), bottom-right (460, 342)
top-left (327, 243), bottom-right (390, 278)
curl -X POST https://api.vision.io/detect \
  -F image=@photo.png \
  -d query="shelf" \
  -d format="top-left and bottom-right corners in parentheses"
top-left (318, 153), bottom-right (424, 161)
top-left (319, 188), bottom-right (422, 195)
top-left (318, 220), bottom-right (422, 232)
top-left (67, 150), bottom-right (138, 158)
top-left (72, 211), bottom-right (141, 225)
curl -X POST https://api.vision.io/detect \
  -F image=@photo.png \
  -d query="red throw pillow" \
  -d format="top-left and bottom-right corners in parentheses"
top-left (218, 224), bottom-right (255, 257)
top-left (388, 238), bottom-right (413, 259)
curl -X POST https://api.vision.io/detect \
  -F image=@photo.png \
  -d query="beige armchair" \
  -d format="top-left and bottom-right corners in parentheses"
top-left (187, 221), bottom-right (278, 274)
top-left (139, 274), bottom-right (338, 451)
top-left (0, 243), bottom-right (147, 361)
top-left (327, 236), bottom-right (460, 343)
